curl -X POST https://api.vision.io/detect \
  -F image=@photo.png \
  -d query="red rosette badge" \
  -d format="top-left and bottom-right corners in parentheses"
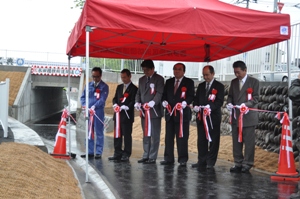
top-left (246, 88), bottom-right (253, 100)
top-left (181, 87), bottom-right (187, 99)
top-left (120, 92), bottom-right (129, 103)
top-left (208, 88), bottom-right (218, 102)
top-left (96, 88), bottom-right (100, 99)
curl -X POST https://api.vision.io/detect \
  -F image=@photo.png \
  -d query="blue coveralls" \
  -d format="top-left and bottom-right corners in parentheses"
top-left (80, 80), bottom-right (109, 155)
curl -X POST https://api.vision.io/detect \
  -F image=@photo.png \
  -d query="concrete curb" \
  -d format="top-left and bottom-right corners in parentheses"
top-left (8, 116), bottom-right (46, 152)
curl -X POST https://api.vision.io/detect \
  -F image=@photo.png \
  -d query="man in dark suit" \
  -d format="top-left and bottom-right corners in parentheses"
top-left (109, 69), bottom-right (138, 162)
top-left (192, 65), bottom-right (224, 169)
top-left (135, 60), bottom-right (164, 164)
top-left (227, 60), bottom-right (259, 173)
top-left (160, 63), bottom-right (194, 166)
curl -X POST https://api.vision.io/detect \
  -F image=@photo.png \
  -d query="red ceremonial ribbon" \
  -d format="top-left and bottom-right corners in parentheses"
top-left (238, 105), bottom-right (249, 143)
top-left (96, 88), bottom-right (100, 100)
top-left (143, 103), bottom-right (151, 137)
top-left (208, 88), bottom-right (218, 102)
top-left (246, 88), bottom-right (253, 101)
top-left (181, 87), bottom-right (187, 99)
top-left (203, 107), bottom-right (212, 142)
top-left (120, 92), bottom-right (129, 103)
top-left (88, 109), bottom-right (95, 140)
top-left (175, 103), bottom-right (184, 138)
top-left (195, 106), bottom-right (202, 120)
top-left (166, 104), bottom-right (172, 114)
top-left (114, 105), bottom-right (121, 138)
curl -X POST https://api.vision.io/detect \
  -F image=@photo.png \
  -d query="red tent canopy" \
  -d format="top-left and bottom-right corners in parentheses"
top-left (66, 0), bottom-right (291, 62)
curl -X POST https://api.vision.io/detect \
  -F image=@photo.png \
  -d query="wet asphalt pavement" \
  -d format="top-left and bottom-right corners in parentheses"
top-left (24, 112), bottom-right (300, 199)
top-left (82, 136), bottom-right (299, 199)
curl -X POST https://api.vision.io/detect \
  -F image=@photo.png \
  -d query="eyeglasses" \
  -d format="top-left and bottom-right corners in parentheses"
top-left (92, 76), bottom-right (100, 78)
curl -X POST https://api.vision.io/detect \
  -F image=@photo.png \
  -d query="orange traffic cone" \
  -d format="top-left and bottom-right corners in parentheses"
top-left (277, 182), bottom-right (297, 199)
top-left (271, 112), bottom-right (300, 181)
top-left (50, 110), bottom-right (70, 159)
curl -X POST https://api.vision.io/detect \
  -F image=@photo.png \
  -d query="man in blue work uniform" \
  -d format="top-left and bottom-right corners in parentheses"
top-left (80, 67), bottom-right (109, 159)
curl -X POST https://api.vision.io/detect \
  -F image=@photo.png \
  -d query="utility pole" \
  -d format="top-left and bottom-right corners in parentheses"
top-left (273, 0), bottom-right (278, 13)
top-left (246, 0), bottom-right (249, 8)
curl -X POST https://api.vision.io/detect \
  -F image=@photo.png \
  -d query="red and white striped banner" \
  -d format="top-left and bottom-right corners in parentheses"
top-left (31, 65), bottom-right (82, 77)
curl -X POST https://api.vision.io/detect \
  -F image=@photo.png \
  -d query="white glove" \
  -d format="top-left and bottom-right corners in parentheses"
top-left (162, 100), bottom-right (168, 108)
top-left (134, 102), bottom-right (141, 110)
top-left (193, 105), bottom-right (200, 112)
top-left (240, 103), bottom-right (245, 107)
top-left (226, 103), bottom-right (233, 111)
top-left (89, 106), bottom-right (95, 115)
top-left (113, 104), bottom-right (118, 108)
top-left (120, 105), bottom-right (129, 111)
top-left (204, 104), bottom-right (210, 109)
top-left (148, 100), bottom-right (155, 108)
top-left (113, 105), bottom-right (120, 112)
top-left (181, 101), bottom-right (187, 109)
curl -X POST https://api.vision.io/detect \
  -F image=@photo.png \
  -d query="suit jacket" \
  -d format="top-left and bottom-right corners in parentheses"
top-left (162, 76), bottom-right (194, 122)
top-left (135, 72), bottom-right (164, 118)
top-left (227, 75), bottom-right (259, 127)
top-left (113, 82), bottom-right (138, 123)
top-left (194, 79), bottom-right (224, 125)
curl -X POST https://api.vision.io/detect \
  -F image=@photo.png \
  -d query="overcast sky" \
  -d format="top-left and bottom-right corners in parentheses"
top-left (0, 0), bottom-right (299, 58)
top-left (0, 0), bottom-right (81, 54)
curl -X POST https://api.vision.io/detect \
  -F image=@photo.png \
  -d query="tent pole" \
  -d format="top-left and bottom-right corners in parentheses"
top-left (85, 26), bottom-right (92, 182)
top-left (287, 40), bottom-right (293, 136)
top-left (68, 54), bottom-right (71, 158)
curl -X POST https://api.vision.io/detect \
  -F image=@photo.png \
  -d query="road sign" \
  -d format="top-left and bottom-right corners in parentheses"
top-left (16, 58), bottom-right (25, 66)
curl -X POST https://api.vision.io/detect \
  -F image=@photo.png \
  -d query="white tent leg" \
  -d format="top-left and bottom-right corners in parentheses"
top-left (85, 26), bottom-right (92, 182)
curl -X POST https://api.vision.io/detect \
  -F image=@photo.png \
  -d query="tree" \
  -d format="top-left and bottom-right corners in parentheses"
top-left (71, 0), bottom-right (85, 9)
top-left (7, 57), bottom-right (13, 65)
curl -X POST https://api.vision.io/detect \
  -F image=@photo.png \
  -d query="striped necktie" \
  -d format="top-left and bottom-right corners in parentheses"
top-left (205, 82), bottom-right (209, 96)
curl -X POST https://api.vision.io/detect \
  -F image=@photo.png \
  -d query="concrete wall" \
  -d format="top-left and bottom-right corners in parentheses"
top-left (0, 65), bottom-right (28, 72)
top-left (11, 67), bottom-right (32, 122)
top-left (101, 71), bottom-right (141, 85)
top-left (31, 75), bottom-right (80, 88)
top-left (1, 65), bottom-right (68, 123)
top-left (11, 69), bottom-right (67, 123)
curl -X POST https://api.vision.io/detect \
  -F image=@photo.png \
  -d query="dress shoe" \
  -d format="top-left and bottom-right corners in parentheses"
top-left (160, 160), bottom-right (174, 165)
top-left (230, 165), bottom-right (242, 173)
top-left (179, 162), bottom-right (187, 167)
top-left (108, 156), bottom-right (121, 161)
top-left (81, 154), bottom-right (94, 158)
top-left (192, 163), bottom-right (207, 168)
top-left (206, 165), bottom-right (214, 169)
top-left (241, 167), bottom-right (250, 173)
top-left (94, 154), bottom-right (102, 159)
top-left (143, 159), bottom-right (156, 164)
top-left (137, 158), bottom-right (149, 163)
top-left (121, 156), bottom-right (129, 162)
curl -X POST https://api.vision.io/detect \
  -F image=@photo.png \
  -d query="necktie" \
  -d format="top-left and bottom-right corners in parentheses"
top-left (174, 79), bottom-right (179, 94)
top-left (145, 76), bottom-right (150, 89)
top-left (205, 82), bottom-right (209, 96)
top-left (123, 84), bottom-right (126, 94)
top-left (239, 80), bottom-right (243, 90)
